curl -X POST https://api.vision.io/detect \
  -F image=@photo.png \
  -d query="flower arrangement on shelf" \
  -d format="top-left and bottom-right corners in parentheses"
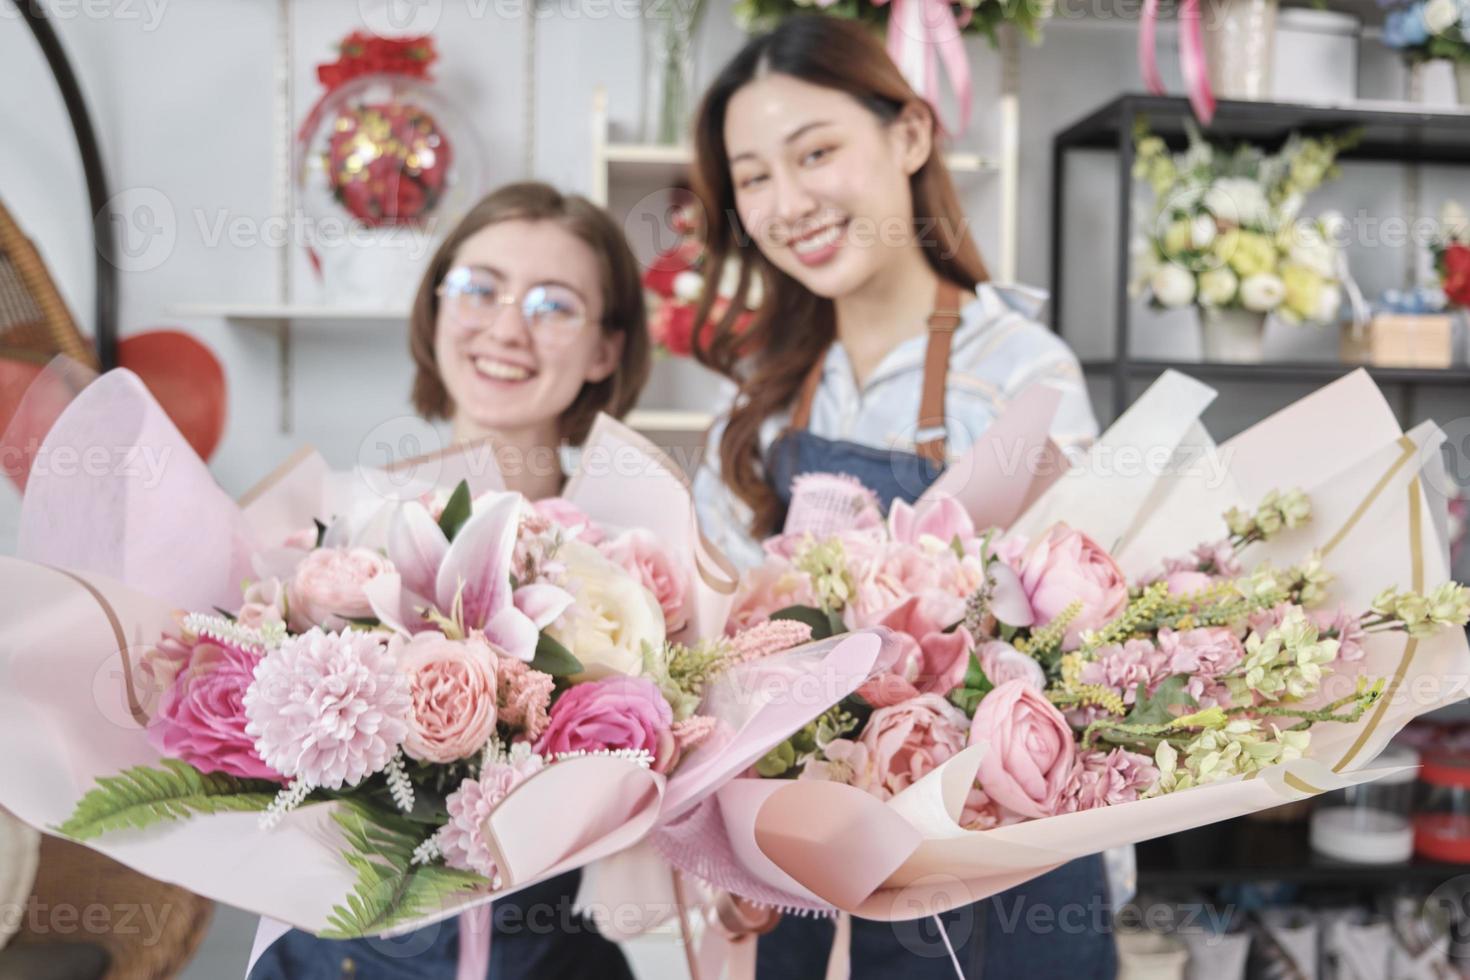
top-left (54, 480), bottom-right (798, 936)
top-left (1433, 199), bottom-right (1470, 309)
top-left (733, 475), bottom-right (1469, 822)
top-left (642, 200), bottom-right (761, 358)
top-left (732, 0), bottom-right (1050, 45)
top-left (1381, 0), bottom-right (1470, 67)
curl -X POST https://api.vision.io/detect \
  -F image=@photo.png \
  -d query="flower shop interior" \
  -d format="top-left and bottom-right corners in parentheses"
top-left (2, 0), bottom-right (1470, 977)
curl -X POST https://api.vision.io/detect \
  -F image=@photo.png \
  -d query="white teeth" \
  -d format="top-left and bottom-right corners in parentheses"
top-left (473, 357), bottom-right (531, 381)
top-left (793, 223), bottom-right (843, 254)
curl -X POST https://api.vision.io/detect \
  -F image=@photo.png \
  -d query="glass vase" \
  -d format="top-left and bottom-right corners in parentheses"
top-left (640, 0), bottom-right (706, 145)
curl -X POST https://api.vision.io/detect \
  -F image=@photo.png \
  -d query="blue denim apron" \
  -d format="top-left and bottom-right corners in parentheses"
top-left (248, 869), bottom-right (633, 980)
top-left (754, 281), bottom-right (1118, 980)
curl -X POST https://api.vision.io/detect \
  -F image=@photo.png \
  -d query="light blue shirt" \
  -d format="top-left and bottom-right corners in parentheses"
top-left (693, 283), bottom-right (1100, 570)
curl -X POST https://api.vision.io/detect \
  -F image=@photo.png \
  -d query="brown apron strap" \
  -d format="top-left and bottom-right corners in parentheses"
top-left (789, 277), bottom-right (964, 465)
top-left (915, 279), bottom-right (963, 465)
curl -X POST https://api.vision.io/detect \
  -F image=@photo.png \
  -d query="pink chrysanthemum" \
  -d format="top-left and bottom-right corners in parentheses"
top-left (1060, 748), bottom-right (1160, 812)
top-left (243, 627), bottom-right (412, 789)
top-left (438, 753), bottom-right (546, 878)
top-left (494, 657), bottom-right (555, 741)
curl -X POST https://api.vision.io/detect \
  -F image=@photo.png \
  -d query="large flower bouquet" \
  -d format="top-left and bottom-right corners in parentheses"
top-left (645, 369), bottom-right (1470, 925)
top-left (0, 366), bottom-right (839, 942)
top-left (1131, 121), bottom-right (1357, 326)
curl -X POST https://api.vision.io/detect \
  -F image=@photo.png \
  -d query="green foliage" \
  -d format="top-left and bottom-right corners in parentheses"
top-left (771, 604), bottom-right (845, 641)
top-left (949, 651), bottom-right (995, 717)
top-left (321, 799), bottom-right (489, 939)
top-left (530, 631), bottom-right (583, 677)
top-left (57, 760), bottom-right (278, 841)
top-left (1123, 675), bottom-right (1197, 728)
top-left (437, 481), bottom-right (474, 542)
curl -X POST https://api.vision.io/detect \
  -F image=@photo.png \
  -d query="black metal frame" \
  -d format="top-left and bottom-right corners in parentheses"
top-left (1050, 94), bottom-right (1470, 420)
top-left (9, 0), bottom-right (118, 370)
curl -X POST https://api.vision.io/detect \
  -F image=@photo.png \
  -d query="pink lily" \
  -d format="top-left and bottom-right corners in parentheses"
top-left (888, 497), bottom-right (975, 547)
top-left (367, 492), bottom-right (573, 660)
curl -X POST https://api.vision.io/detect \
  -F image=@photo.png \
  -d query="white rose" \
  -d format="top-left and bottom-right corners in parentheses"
top-left (547, 539), bottom-right (665, 681)
top-left (1424, 0), bottom-right (1459, 33)
top-left (1150, 263), bottom-right (1198, 308)
top-left (672, 270), bottom-right (704, 303)
top-left (1240, 273), bottom-right (1287, 312)
top-left (1204, 177), bottom-right (1270, 228)
top-left (1198, 267), bottom-right (1239, 308)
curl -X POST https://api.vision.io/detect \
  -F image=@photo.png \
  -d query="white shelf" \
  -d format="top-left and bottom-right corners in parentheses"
top-left (625, 408), bottom-right (712, 433)
top-left (171, 304), bottom-right (408, 324)
top-left (602, 141), bottom-right (998, 178)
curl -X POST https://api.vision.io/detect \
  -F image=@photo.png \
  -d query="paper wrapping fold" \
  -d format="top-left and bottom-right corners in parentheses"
top-left (711, 369), bottom-right (1470, 921)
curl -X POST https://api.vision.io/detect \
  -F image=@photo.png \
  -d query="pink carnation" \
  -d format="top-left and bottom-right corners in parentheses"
top-left (1060, 748), bottom-right (1159, 812)
top-left (244, 628), bottom-right (412, 789)
top-left (1312, 605), bottom-right (1367, 664)
top-left (1079, 638), bottom-right (1171, 706)
top-left (970, 679), bottom-right (1076, 819)
top-left (1158, 627), bottom-right (1244, 707)
top-left (1015, 525), bottom-right (1128, 650)
top-left (602, 529), bottom-right (689, 634)
top-left (439, 754), bottom-right (546, 879)
top-left (395, 631), bottom-right (498, 764)
top-left (859, 693), bottom-right (970, 798)
top-left (146, 634), bottom-right (279, 781)
top-left (533, 676), bottom-right (677, 772)
top-left (286, 547), bottom-right (395, 632)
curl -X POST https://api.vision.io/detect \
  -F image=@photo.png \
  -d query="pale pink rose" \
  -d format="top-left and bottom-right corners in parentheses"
top-left (978, 640), bottom-right (1045, 691)
top-left (1060, 748), bottom-right (1159, 812)
top-left (533, 675), bottom-right (678, 773)
top-left (533, 497), bottom-right (604, 545)
top-left (602, 529), bottom-right (689, 634)
top-left (1016, 525), bottom-right (1128, 649)
top-left (727, 558), bottom-right (819, 633)
top-left (237, 578), bottom-right (286, 631)
top-left (860, 693), bottom-right (970, 798)
top-left (394, 631), bottom-right (498, 764)
top-left (845, 542), bottom-right (965, 631)
top-left (856, 600), bottom-right (972, 706)
top-left (146, 635), bottom-right (279, 781)
top-left (970, 679), bottom-right (1076, 818)
top-left (287, 547), bottom-right (394, 631)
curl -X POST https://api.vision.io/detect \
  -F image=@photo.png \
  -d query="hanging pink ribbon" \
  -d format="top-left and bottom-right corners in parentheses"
top-left (882, 0), bottom-right (974, 138)
top-left (1139, 0), bottom-right (1216, 124)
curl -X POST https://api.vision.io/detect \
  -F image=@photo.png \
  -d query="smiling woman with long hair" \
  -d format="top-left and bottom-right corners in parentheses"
top-left (687, 16), bottom-right (1114, 979)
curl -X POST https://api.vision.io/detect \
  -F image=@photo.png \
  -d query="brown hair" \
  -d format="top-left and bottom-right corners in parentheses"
top-left (690, 15), bottom-right (990, 537)
top-left (410, 181), bottom-right (651, 446)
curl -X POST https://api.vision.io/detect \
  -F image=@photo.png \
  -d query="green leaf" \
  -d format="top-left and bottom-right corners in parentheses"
top-left (436, 481), bottom-right (473, 542)
top-left (949, 651), bottom-right (994, 718)
top-left (314, 518), bottom-right (328, 548)
top-left (1124, 675), bottom-right (1198, 727)
top-left (530, 631), bottom-right (583, 677)
top-left (771, 605), bottom-right (844, 641)
top-left (57, 759), bottom-right (278, 841)
top-left (319, 799), bottom-right (488, 939)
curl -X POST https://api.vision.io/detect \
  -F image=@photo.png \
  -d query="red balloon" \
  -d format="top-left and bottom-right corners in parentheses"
top-left (117, 330), bottom-right (227, 462)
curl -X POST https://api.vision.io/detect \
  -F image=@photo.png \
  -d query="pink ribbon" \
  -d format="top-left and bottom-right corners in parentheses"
top-left (1139, 0), bottom-right (1216, 124)
top-left (884, 0), bottom-right (973, 138)
top-left (456, 907), bottom-right (491, 980)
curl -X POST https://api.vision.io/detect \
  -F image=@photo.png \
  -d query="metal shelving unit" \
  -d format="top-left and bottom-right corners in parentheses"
top-left (1050, 94), bottom-right (1470, 419)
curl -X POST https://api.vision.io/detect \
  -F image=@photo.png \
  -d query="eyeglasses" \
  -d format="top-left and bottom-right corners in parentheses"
top-left (436, 265), bottom-right (591, 344)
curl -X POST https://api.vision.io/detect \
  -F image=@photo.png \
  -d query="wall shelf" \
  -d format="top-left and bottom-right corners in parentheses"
top-left (170, 304), bottom-right (408, 324)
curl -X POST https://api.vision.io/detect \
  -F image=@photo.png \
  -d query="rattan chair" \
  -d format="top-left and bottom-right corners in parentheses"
top-left (0, 198), bottom-right (96, 369)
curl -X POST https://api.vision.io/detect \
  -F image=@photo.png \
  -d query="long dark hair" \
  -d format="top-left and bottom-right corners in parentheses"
top-left (690, 15), bottom-right (990, 536)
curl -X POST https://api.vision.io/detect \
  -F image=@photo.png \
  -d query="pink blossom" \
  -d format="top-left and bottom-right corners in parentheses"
top-left (978, 640), bottom-right (1045, 691)
top-left (1060, 748), bottom-right (1159, 812)
top-left (602, 528), bottom-right (689, 634)
top-left (1159, 627), bottom-right (1243, 706)
top-left (439, 754), bottom-right (546, 879)
top-left (1312, 605), bottom-right (1367, 663)
top-left (859, 693), bottom-right (970, 798)
top-left (532, 497), bottom-right (605, 545)
top-left (1015, 525), bottom-right (1128, 649)
top-left (799, 737), bottom-right (874, 787)
top-left (395, 631), bottom-right (498, 764)
top-left (533, 676), bottom-right (678, 773)
top-left (287, 547), bottom-right (395, 632)
top-left (145, 634), bottom-right (279, 781)
top-left (887, 497), bottom-right (975, 547)
top-left (1163, 570), bottom-right (1216, 597)
top-left (845, 543), bottom-right (965, 631)
top-left (970, 679), bottom-right (1076, 818)
top-left (1078, 638), bottom-right (1171, 706)
top-left (493, 655), bottom-right (556, 742)
top-left (727, 558), bottom-right (819, 633)
top-left (856, 599), bottom-right (973, 706)
top-left (238, 578), bottom-right (287, 631)
top-left (243, 628), bottom-right (412, 790)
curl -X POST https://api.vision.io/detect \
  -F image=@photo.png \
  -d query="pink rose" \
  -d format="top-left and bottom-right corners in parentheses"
top-left (602, 529), bottom-right (689, 634)
top-left (1016, 525), bottom-right (1128, 650)
top-left (237, 578), bottom-right (286, 631)
top-left (978, 640), bottom-right (1045, 691)
top-left (394, 631), bottom-right (499, 764)
top-left (859, 693), bottom-right (970, 798)
top-left (970, 679), bottom-right (1075, 818)
top-left (846, 543), bottom-right (963, 630)
top-left (534, 676), bottom-right (678, 773)
top-left (287, 547), bottom-right (394, 631)
top-left (856, 600), bottom-right (973, 706)
top-left (145, 635), bottom-right (279, 781)
top-left (727, 558), bottom-right (818, 633)
top-left (533, 498), bottom-right (604, 545)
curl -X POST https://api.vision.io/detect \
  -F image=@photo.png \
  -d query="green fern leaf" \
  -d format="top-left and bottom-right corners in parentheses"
top-left (56, 759), bottom-right (278, 841)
